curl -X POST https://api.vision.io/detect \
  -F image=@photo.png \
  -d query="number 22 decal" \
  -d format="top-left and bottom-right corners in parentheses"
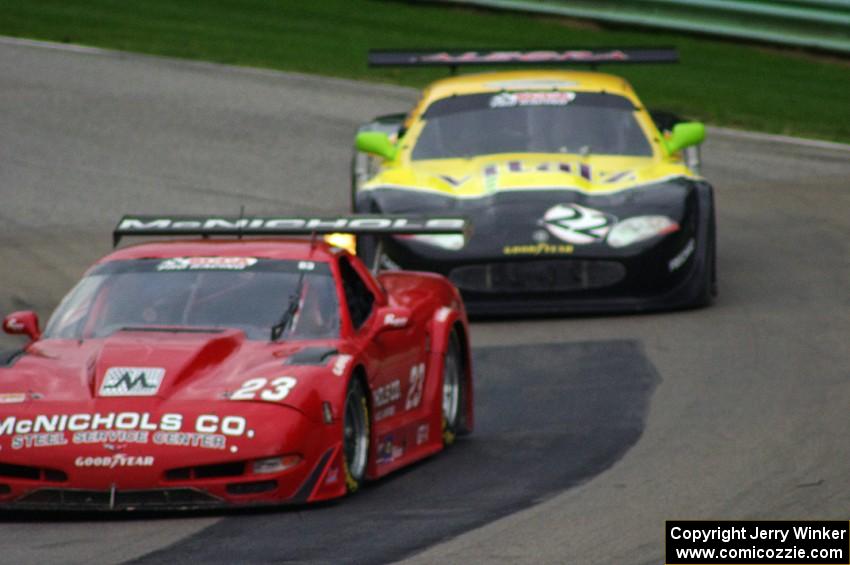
top-left (231, 377), bottom-right (297, 401)
top-left (405, 363), bottom-right (426, 410)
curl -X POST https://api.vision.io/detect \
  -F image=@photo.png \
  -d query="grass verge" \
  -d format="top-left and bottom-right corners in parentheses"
top-left (2, 0), bottom-right (848, 142)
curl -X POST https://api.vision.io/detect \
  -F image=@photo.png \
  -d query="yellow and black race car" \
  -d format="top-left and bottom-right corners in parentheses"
top-left (352, 49), bottom-right (716, 316)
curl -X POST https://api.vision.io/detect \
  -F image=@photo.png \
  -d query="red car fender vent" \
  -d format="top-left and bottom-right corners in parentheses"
top-left (226, 480), bottom-right (277, 495)
top-left (0, 484), bottom-right (11, 495)
top-left (0, 463), bottom-right (67, 482)
top-left (291, 447), bottom-right (337, 503)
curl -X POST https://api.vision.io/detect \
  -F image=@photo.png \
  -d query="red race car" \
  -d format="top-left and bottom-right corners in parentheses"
top-left (0, 215), bottom-right (473, 510)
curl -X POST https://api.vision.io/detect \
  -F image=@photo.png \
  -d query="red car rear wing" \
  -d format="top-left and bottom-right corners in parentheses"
top-left (113, 215), bottom-right (470, 246)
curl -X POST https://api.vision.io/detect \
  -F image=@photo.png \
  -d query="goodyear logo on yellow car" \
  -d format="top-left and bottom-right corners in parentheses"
top-left (503, 242), bottom-right (575, 256)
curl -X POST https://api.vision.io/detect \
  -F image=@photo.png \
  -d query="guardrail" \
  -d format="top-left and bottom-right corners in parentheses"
top-left (429, 0), bottom-right (850, 54)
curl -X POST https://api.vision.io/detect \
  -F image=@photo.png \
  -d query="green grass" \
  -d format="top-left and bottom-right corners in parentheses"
top-left (2, 0), bottom-right (849, 142)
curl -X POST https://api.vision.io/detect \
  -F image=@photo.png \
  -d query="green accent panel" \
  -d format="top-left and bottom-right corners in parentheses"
top-left (433, 0), bottom-right (850, 54)
top-left (356, 131), bottom-right (398, 161)
top-left (666, 122), bottom-right (706, 154)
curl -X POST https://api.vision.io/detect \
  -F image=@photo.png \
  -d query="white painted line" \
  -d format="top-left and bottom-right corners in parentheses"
top-left (0, 35), bottom-right (112, 55)
top-left (1, 34), bottom-right (848, 152)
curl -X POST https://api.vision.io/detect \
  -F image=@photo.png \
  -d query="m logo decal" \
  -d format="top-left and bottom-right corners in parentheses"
top-left (100, 367), bottom-right (166, 397)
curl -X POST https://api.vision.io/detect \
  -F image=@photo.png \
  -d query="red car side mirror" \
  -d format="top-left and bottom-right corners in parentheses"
top-left (3, 311), bottom-right (41, 341)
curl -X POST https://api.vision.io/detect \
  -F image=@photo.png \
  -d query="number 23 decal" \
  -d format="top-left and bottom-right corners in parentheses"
top-left (405, 363), bottom-right (426, 410)
top-left (231, 377), bottom-right (297, 402)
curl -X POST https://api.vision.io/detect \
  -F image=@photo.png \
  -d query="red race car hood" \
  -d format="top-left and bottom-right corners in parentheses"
top-left (0, 329), bottom-right (342, 411)
top-left (90, 329), bottom-right (244, 399)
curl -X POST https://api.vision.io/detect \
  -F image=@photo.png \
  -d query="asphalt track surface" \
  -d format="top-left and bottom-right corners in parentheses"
top-left (1, 40), bottom-right (849, 565)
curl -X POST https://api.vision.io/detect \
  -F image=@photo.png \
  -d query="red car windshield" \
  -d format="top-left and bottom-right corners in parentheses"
top-left (412, 91), bottom-right (652, 159)
top-left (43, 257), bottom-right (339, 341)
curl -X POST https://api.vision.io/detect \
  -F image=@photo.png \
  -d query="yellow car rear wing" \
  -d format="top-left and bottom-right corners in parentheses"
top-left (367, 48), bottom-right (679, 70)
